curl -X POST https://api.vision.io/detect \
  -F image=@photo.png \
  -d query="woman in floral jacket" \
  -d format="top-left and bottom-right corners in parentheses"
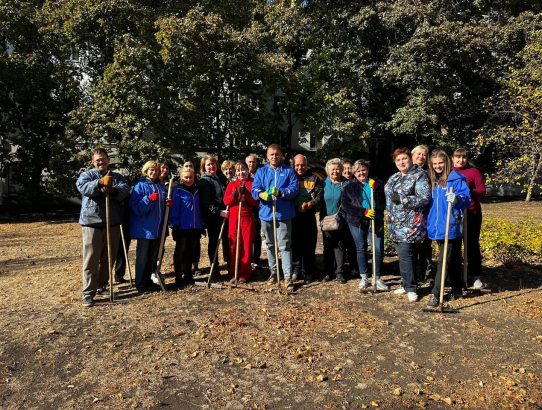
top-left (384, 148), bottom-right (431, 302)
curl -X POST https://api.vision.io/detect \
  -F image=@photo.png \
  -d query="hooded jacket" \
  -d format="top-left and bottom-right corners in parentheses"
top-left (129, 177), bottom-right (167, 240)
top-left (427, 169), bottom-right (471, 241)
top-left (76, 169), bottom-right (130, 227)
top-left (251, 163), bottom-right (298, 221)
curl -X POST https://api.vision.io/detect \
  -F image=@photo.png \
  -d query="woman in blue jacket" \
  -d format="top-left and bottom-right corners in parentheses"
top-left (170, 168), bottom-right (204, 287)
top-left (426, 150), bottom-right (470, 307)
top-left (129, 160), bottom-right (167, 293)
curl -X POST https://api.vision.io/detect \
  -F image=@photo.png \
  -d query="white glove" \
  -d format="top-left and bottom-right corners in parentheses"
top-left (151, 273), bottom-right (160, 285)
top-left (445, 192), bottom-right (456, 204)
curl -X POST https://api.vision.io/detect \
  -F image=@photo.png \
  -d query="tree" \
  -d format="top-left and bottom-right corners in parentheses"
top-left (0, 0), bottom-right (81, 200)
top-left (476, 30), bottom-right (542, 201)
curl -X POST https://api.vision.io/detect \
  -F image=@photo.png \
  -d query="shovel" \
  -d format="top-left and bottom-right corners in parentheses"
top-left (423, 187), bottom-right (459, 314)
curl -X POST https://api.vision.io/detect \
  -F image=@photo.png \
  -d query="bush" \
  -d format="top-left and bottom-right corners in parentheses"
top-left (480, 217), bottom-right (542, 265)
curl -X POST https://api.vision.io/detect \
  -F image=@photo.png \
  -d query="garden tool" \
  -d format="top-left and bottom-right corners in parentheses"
top-left (423, 187), bottom-right (459, 314)
top-left (204, 206), bottom-right (230, 288)
top-left (370, 179), bottom-right (377, 291)
top-left (104, 171), bottom-right (114, 302)
top-left (272, 197), bottom-right (287, 295)
top-left (463, 212), bottom-right (468, 289)
top-left (119, 225), bottom-right (133, 287)
top-left (152, 174), bottom-right (175, 291)
top-left (233, 196), bottom-right (243, 285)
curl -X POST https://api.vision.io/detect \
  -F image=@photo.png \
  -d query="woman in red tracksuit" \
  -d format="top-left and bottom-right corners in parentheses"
top-left (223, 161), bottom-right (259, 283)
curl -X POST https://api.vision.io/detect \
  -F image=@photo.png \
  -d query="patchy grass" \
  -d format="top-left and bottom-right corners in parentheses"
top-left (0, 200), bottom-right (541, 409)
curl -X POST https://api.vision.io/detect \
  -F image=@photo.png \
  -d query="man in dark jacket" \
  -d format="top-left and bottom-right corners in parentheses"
top-left (76, 148), bottom-right (130, 307)
top-left (291, 154), bottom-right (323, 283)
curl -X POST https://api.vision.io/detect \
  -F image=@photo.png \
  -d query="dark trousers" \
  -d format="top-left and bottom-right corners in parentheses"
top-left (343, 226), bottom-right (358, 274)
top-left (349, 222), bottom-right (384, 278)
top-left (416, 236), bottom-right (434, 282)
top-left (465, 210), bottom-right (483, 277)
top-left (114, 223), bottom-right (131, 281)
top-left (173, 228), bottom-right (200, 282)
top-left (395, 242), bottom-right (419, 292)
top-left (323, 226), bottom-right (345, 277)
top-left (207, 219), bottom-right (229, 274)
top-left (135, 238), bottom-right (161, 289)
top-left (432, 238), bottom-right (463, 296)
top-left (292, 213), bottom-right (317, 277)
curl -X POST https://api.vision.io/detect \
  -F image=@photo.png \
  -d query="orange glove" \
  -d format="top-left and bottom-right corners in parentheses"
top-left (100, 175), bottom-right (113, 188)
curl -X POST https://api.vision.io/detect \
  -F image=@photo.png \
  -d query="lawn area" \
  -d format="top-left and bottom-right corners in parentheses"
top-left (0, 200), bottom-right (541, 409)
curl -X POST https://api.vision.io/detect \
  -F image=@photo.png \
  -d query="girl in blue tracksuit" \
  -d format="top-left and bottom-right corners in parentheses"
top-left (129, 160), bottom-right (167, 292)
top-left (426, 150), bottom-right (470, 307)
top-left (170, 168), bottom-right (204, 287)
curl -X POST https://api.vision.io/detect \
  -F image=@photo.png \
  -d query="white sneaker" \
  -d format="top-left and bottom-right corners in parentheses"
top-left (358, 276), bottom-right (369, 290)
top-left (407, 292), bottom-right (418, 302)
top-left (393, 287), bottom-right (406, 295)
top-left (375, 279), bottom-right (389, 291)
top-left (473, 279), bottom-right (484, 289)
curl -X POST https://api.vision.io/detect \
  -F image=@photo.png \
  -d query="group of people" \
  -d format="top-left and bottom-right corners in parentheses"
top-left (76, 143), bottom-right (485, 308)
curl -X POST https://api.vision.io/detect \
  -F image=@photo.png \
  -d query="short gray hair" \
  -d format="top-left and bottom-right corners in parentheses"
top-left (325, 158), bottom-right (343, 174)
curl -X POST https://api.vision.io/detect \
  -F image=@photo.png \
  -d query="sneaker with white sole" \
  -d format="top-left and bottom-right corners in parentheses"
top-left (375, 279), bottom-right (389, 291)
top-left (473, 279), bottom-right (484, 289)
top-left (393, 287), bottom-right (406, 295)
top-left (407, 291), bottom-right (418, 302)
top-left (82, 295), bottom-right (94, 307)
top-left (358, 276), bottom-right (369, 290)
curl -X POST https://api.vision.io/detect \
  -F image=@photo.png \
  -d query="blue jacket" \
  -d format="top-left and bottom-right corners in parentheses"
top-left (76, 169), bottom-right (130, 227)
top-left (129, 177), bottom-right (166, 239)
top-left (251, 163), bottom-right (298, 221)
top-left (427, 170), bottom-right (470, 241)
top-left (170, 184), bottom-right (204, 230)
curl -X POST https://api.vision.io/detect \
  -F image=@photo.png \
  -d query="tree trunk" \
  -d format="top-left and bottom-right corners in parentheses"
top-left (525, 152), bottom-right (541, 202)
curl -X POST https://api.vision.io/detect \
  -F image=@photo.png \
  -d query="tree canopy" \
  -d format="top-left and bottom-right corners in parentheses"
top-left (1, 0), bottom-right (541, 201)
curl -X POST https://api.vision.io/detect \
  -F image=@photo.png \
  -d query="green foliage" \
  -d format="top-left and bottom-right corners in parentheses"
top-left (480, 217), bottom-right (542, 265)
top-left (475, 29), bottom-right (542, 201)
top-left (116, 139), bottom-right (169, 182)
top-left (2, 0), bottom-right (542, 203)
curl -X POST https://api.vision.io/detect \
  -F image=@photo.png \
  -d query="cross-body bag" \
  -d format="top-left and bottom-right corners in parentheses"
top-left (320, 181), bottom-right (344, 232)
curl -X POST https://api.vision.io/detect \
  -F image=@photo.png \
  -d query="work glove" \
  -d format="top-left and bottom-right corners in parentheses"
top-left (100, 175), bottom-right (113, 188)
top-left (391, 192), bottom-right (401, 205)
top-left (445, 191), bottom-right (456, 204)
top-left (233, 188), bottom-right (240, 200)
top-left (259, 191), bottom-right (270, 201)
top-left (239, 185), bottom-right (246, 195)
top-left (368, 179), bottom-right (377, 189)
top-left (270, 186), bottom-right (280, 198)
top-left (165, 199), bottom-right (173, 208)
top-left (364, 209), bottom-right (375, 220)
top-left (148, 192), bottom-right (159, 202)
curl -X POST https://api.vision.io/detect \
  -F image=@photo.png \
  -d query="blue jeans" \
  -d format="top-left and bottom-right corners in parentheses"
top-left (135, 238), bottom-right (161, 289)
top-left (261, 219), bottom-right (293, 280)
top-left (395, 242), bottom-right (418, 292)
top-left (348, 222), bottom-right (383, 278)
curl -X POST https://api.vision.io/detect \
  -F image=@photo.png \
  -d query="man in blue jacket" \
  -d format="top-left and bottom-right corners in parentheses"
top-left (76, 148), bottom-right (130, 307)
top-left (252, 144), bottom-right (298, 290)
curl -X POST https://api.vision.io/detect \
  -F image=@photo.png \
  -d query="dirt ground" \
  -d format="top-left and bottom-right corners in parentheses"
top-left (0, 200), bottom-right (541, 409)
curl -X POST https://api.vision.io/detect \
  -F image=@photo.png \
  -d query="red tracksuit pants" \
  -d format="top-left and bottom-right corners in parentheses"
top-left (227, 211), bottom-right (255, 281)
